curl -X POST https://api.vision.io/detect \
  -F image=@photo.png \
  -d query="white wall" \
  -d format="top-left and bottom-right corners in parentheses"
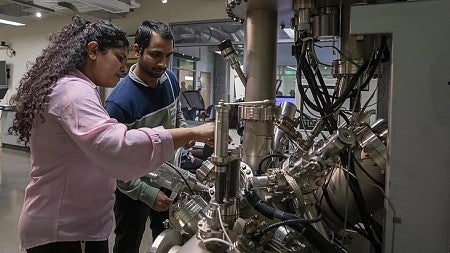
top-left (0, 0), bottom-right (227, 104)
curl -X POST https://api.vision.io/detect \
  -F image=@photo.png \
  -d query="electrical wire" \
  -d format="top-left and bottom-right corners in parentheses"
top-left (164, 162), bottom-right (194, 195)
top-left (256, 153), bottom-right (288, 175)
top-left (368, 183), bottom-right (398, 253)
top-left (216, 205), bottom-right (233, 244)
top-left (202, 206), bottom-right (242, 253)
top-left (256, 214), bottom-right (323, 238)
top-left (202, 238), bottom-right (234, 248)
top-left (315, 44), bottom-right (361, 67)
top-left (344, 148), bottom-right (383, 252)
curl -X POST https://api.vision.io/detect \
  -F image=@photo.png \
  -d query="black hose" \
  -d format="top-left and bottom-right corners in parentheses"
top-left (244, 190), bottom-right (345, 253)
top-left (256, 214), bottom-right (323, 238)
top-left (165, 162), bottom-right (194, 195)
top-left (256, 153), bottom-right (288, 175)
top-left (340, 150), bottom-right (382, 252)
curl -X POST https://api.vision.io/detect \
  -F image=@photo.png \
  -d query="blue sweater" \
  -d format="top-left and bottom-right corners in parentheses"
top-left (105, 68), bottom-right (186, 207)
top-left (106, 69), bottom-right (186, 129)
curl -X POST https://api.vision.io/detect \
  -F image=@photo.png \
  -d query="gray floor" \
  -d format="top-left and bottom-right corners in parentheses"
top-left (0, 147), bottom-right (153, 253)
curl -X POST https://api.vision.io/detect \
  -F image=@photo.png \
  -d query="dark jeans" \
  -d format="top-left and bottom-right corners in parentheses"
top-left (113, 189), bottom-right (169, 253)
top-left (26, 241), bottom-right (108, 253)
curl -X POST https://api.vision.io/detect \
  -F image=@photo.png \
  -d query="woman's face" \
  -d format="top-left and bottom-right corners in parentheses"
top-left (84, 43), bottom-right (128, 88)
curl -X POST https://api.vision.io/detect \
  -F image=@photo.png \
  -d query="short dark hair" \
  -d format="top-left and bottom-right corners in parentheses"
top-left (134, 19), bottom-right (173, 54)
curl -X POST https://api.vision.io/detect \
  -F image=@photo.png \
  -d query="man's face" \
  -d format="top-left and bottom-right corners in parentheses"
top-left (134, 32), bottom-right (173, 79)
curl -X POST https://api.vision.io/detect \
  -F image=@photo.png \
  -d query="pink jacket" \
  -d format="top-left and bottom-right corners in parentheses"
top-left (18, 69), bottom-right (174, 249)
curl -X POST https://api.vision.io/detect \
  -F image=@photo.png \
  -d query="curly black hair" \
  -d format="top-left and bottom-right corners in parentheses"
top-left (8, 16), bottom-right (129, 145)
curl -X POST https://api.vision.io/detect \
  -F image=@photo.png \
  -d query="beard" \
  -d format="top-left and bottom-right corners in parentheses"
top-left (138, 60), bottom-right (165, 79)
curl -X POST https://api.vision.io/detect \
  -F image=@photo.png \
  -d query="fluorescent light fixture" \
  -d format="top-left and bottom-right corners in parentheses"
top-left (161, 0), bottom-right (168, 3)
top-left (283, 28), bottom-right (295, 39)
top-left (286, 66), bottom-right (297, 71)
top-left (184, 76), bottom-right (193, 81)
top-left (77, 0), bottom-right (133, 13)
top-left (0, 14), bottom-right (25, 26)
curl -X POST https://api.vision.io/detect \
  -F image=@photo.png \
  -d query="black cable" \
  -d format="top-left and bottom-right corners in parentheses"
top-left (256, 153), bottom-right (288, 175)
top-left (295, 41), bottom-right (339, 133)
top-left (321, 184), bottom-right (371, 240)
top-left (165, 162), bottom-right (194, 195)
top-left (342, 149), bottom-right (382, 252)
top-left (256, 214), bottom-right (323, 238)
top-left (244, 190), bottom-right (345, 253)
top-left (323, 35), bottom-right (388, 113)
top-left (295, 35), bottom-right (389, 134)
top-left (319, 165), bottom-right (384, 247)
top-left (297, 57), bottom-right (335, 133)
top-left (350, 35), bottom-right (388, 94)
top-left (308, 47), bottom-right (333, 105)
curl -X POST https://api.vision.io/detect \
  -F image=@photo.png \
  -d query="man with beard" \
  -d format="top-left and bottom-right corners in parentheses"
top-left (105, 20), bottom-right (186, 253)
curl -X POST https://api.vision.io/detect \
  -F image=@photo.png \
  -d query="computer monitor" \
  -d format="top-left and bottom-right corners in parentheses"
top-left (0, 61), bottom-right (8, 99)
top-left (181, 90), bottom-right (205, 110)
top-left (0, 61), bottom-right (7, 88)
top-left (275, 96), bottom-right (296, 106)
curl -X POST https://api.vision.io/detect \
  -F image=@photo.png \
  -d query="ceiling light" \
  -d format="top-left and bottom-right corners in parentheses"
top-left (161, 0), bottom-right (168, 3)
top-left (36, 12), bottom-right (42, 18)
top-left (9, 0), bottom-right (54, 13)
top-left (283, 28), bottom-right (295, 39)
top-left (0, 14), bottom-right (25, 26)
top-left (77, 0), bottom-right (134, 13)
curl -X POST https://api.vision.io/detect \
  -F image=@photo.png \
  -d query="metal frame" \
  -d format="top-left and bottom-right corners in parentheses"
top-left (351, 1), bottom-right (450, 252)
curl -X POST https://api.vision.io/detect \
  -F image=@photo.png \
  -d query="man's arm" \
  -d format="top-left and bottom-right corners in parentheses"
top-left (176, 99), bottom-right (187, 128)
top-left (117, 179), bottom-right (160, 207)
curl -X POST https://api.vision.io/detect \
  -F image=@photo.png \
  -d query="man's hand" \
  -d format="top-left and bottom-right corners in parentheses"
top-left (152, 191), bottom-right (173, 212)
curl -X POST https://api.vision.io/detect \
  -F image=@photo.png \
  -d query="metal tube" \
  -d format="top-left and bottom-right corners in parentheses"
top-left (245, 0), bottom-right (277, 101)
top-left (240, 0), bottom-right (278, 171)
top-left (213, 101), bottom-right (230, 158)
top-left (273, 101), bottom-right (298, 153)
top-left (212, 101), bottom-right (230, 204)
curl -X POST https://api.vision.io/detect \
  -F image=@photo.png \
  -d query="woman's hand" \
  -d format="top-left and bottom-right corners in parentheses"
top-left (168, 122), bottom-right (216, 149)
top-left (191, 122), bottom-right (215, 147)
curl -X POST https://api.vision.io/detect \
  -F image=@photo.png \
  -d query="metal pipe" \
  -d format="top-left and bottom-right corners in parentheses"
top-left (212, 101), bottom-right (230, 204)
top-left (240, 0), bottom-right (278, 171)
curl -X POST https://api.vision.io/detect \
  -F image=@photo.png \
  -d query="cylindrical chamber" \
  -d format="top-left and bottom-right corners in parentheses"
top-left (240, 0), bottom-right (278, 173)
top-left (245, 0), bottom-right (277, 102)
top-left (213, 102), bottom-right (230, 159)
top-left (316, 123), bottom-right (388, 230)
top-left (214, 172), bottom-right (226, 204)
top-left (213, 102), bottom-right (230, 204)
top-left (339, 0), bottom-right (377, 62)
top-left (293, 0), bottom-right (314, 35)
top-left (316, 148), bottom-right (385, 229)
top-left (226, 157), bottom-right (241, 199)
top-left (171, 195), bottom-right (208, 235)
top-left (314, 128), bottom-right (355, 161)
top-left (313, 6), bottom-right (339, 38)
top-left (241, 121), bottom-right (274, 172)
top-left (273, 101), bottom-right (298, 154)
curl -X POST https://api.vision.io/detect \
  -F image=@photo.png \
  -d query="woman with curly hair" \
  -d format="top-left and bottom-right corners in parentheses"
top-left (9, 16), bottom-right (215, 253)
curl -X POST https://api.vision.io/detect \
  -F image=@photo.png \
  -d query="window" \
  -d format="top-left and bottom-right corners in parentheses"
top-left (172, 52), bottom-right (198, 91)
